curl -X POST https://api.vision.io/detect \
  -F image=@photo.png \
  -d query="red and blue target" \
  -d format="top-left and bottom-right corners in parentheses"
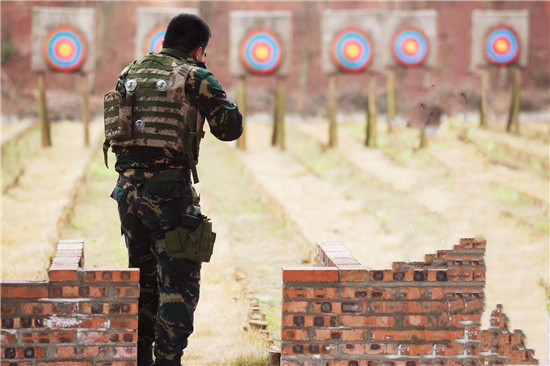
top-left (240, 29), bottom-right (283, 75)
top-left (484, 26), bottom-right (520, 66)
top-left (332, 28), bottom-right (373, 72)
top-left (43, 25), bottom-right (87, 72)
top-left (145, 25), bottom-right (166, 54)
top-left (393, 27), bottom-right (430, 67)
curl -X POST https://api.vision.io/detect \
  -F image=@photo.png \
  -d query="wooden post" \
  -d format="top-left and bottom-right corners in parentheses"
top-left (327, 74), bottom-right (338, 148)
top-left (511, 67), bottom-right (521, 134)
top-left (80, 73), bottom-right (90, 147)
top-left (479, 68), bottom-right (489, 128)
top-left (271, 83), bottom-right (279, 147)
top-left (365, 76), bottom-right (378, 148)
top-left (236, 76), bottom-right (247, 150)
top-left (276, 77), bottom-right (286, 151)
top-left (386, 68), bottom-right (396, 133)
top-left (37, 72), bottom-right (51, 147)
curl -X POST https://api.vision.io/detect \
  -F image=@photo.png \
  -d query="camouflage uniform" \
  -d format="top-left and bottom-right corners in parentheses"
top-left (109, 47), bottom-right (242, 366)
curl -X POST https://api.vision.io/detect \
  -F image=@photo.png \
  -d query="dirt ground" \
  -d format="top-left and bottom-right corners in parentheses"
top-left (2, 114), bottom-right (548, 364)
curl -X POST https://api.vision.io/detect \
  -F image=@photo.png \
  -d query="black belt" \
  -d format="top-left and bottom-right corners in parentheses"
top-left (118, 169), bottom-right (191, 184)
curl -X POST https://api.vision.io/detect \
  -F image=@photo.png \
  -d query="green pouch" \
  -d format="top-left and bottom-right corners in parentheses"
top-left (104, 91), bottom-right (133, 140)
top-left (161, 217), bottom-right (216, 262)
top-left (185, 218), bottom-right (216, 263)
top-left (164, 227), bottom-right (193, 259)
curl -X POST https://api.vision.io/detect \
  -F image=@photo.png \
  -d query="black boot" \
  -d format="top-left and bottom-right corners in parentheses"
top-left (137, 342), bottom-right (154, 366)
top-left (153, 356), bottom-right (182, 366)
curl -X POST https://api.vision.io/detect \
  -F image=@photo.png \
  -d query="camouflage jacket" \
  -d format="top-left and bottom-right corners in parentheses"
top-left (113, 47), bottom-right (242, 181)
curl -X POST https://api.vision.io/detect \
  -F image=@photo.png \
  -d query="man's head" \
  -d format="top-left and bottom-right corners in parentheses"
top-left (163, 14), bottom-right (211, 55)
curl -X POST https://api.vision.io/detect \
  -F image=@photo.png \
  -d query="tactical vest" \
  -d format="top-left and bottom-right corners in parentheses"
top-left (103, 53), bottom-right (205, 182)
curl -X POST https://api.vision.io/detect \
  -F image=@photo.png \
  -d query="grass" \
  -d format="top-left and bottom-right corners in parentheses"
top-left (288, 126), bottom-right (450, 247)
top-left (1, 127), bottom-right (41, 192)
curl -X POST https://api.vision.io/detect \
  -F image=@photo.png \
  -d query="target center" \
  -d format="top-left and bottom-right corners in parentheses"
top-left (344, 43), bottom-right (361, 60)
top-left (58, 41), bottom-right (73, 57)
top-left (404, 40), bottom-right (418, 55)
top-left (254, 45), bottom-right (270, 61)
top-left (495, 39), bottom-right (509, 53)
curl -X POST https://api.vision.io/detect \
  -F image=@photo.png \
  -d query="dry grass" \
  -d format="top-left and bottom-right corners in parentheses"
top-left (1, 120), bottom-right (103, 280)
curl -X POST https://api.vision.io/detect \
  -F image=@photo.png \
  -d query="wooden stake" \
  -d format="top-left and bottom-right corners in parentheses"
top-left (37, 72), bottom-right (51, 147)
top-left (80, 73), bottom-right (90, 147)
top-left (236, 76), bottom-right (247, 150)
top-left (276, 77), bottom-right (286, 151)
top-left (366, 76), bottom-right (378, 148)
top-left (328, 75), bottom-right (338, 148)
top-left (512, 67), bottom-right (521, 135)
top-left (271, 83), bottom-right (279, 147)
top-left (386, 68), bottom-right (396, 133)
top-left (506, 66), bottom-right (521, 134)
top-left (479, 68), bottom-right (489, 128)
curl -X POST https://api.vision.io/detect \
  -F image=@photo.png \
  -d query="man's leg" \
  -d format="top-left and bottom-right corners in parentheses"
top-left (152, 255), bottom-right (201, 365)
top-left (121, 214), bottom-right (158, 366)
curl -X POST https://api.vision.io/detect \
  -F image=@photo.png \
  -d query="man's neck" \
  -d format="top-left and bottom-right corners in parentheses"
top-left (160, 48), bottom-right (195, 63)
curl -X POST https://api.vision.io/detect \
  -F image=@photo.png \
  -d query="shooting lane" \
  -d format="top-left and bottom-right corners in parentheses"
top-left (321, 10), bottom-right (383, 148)
top-left (229, 11), bottom-right (292, 150)
top-left (383, 10), bottom-right (438, 149)
top-left (471, 10), bottom-right (529, 133)
top-left (31, 7), bottom-right (96, 147)
top-left (135, 7), bottom-right (199, 60)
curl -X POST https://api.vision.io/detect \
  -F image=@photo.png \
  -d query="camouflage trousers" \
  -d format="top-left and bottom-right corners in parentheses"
top-left (111, 173), bottom-right (201, 365)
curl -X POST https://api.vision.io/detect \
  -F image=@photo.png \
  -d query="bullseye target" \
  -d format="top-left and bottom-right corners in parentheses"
top-left (43, 25), bottom-right (87, 72)
top-left (393, 27), bottom-right (430, 67)
top-left (331, 28), bottom-right (373, 72)
top-left (484, 26), bottom-right (520, 66)
top-left (144, 25), bottom-right (166, 55)
top-left (240, 29), bottom-right (283, 75)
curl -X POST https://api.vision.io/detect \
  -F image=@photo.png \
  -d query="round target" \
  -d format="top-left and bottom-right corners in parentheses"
top-left (393, 27), bottom-right (430, 67)
top-left (331, 28), bottom-right (373, 72)
top-left (484, 26), bottom-right (520, 66)
top-left (240, 29), bottom-right (283, 75)
top-left (43, 25), bottom-right (87, 72)
top-left (144, 25), bottom-right (167, 54)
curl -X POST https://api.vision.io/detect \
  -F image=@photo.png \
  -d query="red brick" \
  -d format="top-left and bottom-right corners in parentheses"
top-left (339, 266), bottom-right (368, 282)
top-left (82, 270), bottom-right (139, 283)
top-left (341, 315), bottom-right (394, 328)
top-left (283, 287), bottom-right (312, 299)
top-left (398, 287), bottom-right (424, 299)
top-left (311, 301), bottom-right (338, 314)
top-left (341, 329), bottom-right (365, 341)
top-left (283, 267), bottom-right (339, 283)
top-left (48, 269), bottom-right (78, 282)
top-left (282, 329), bottom-right (308, 341)
top-left (0, 330), bottom-right (16, 344)
top-left (1, 285), bottom-right (48, 298)
top-left (115, 286), bottom-right (140, 299)
top-left (1, 303), bottom-right (18, 316)
top-left (77, 331), bottom-right (111, 343)
top-left (114, 346), bottom-right (137, 358)
top-left (110, 317), bottom-right (138, 330)
top-left (282, 301), bottom-right (308, 313)
top-left (340, 287), bottom-right (369, 299)
top-left (370, 301), bottom-right (409, 313)
top-left (21, 302), bottom-right (54, 315)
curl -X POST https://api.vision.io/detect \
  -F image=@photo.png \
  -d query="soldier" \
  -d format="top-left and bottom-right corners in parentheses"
top-left (103, 14), bottom-right (242, 366)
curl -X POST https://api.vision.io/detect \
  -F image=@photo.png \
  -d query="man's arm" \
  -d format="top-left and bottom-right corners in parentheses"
top-left (185, 67), bottom-right (243, 141)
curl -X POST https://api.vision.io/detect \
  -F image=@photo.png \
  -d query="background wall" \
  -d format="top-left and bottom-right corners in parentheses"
top-left (1, 1), bottom-right (549, 118)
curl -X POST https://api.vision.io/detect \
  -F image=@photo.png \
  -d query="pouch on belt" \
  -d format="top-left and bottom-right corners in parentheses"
top-left (161, 215), bottom-right (216, 263)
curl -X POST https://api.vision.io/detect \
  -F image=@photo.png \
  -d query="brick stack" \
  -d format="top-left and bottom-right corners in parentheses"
top-left (480, 304), bottom-right (538, 365)
top-left (281, 238), bottom-right (538, 366)
top-left (0, 240), bottom-right (139, 365)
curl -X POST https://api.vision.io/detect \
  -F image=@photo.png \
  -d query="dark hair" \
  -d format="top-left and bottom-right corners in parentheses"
top-left (163, 14), bottom-right (211, 53)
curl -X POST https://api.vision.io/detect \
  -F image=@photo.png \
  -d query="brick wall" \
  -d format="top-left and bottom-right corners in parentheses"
top-left (281, 238), bottom-right (539, 366)
top-left (0, 240), bottom-right (139, 365)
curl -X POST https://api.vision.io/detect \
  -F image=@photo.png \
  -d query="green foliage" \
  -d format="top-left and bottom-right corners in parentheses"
top-left (1, 39), bottom-right (16, 63)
